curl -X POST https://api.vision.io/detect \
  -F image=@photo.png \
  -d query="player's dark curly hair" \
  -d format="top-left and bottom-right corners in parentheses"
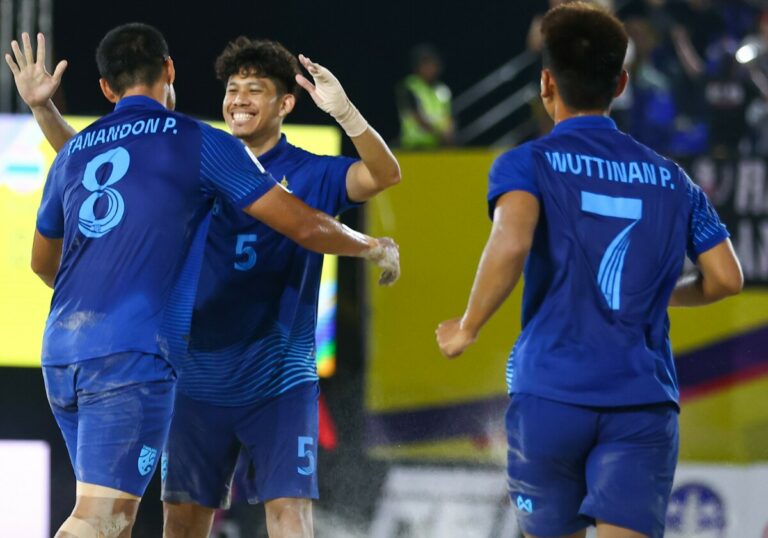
top-left (214, 37), bottom-right (300, 96)
top-left (541, 2), bottom-right (628, 110)
top-left (96, 23), bottom-right (169, 96)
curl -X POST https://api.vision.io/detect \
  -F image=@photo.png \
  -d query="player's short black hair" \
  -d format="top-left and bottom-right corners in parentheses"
top-left (95, 23), bottom-right (169, 96)
top-left (541, 2), bottom-right (628, 110)
top-left (214, 37), bottom-right (300, 96)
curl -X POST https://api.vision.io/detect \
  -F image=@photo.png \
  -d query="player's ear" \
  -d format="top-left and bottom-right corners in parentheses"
top-left (165, 57), bottom-right (176, 85)
top-left (540, 69), bottom-right (555, 100)
top-left (99, 78), bottom-right (119, 103)
top-left (279, 93), bottom-right (296, 118)
top-left (614, 69), bottom-right (629, 98)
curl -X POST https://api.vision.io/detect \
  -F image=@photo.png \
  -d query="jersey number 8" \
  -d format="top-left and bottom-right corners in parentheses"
top-left (78, 147), bottom-right (130, 238)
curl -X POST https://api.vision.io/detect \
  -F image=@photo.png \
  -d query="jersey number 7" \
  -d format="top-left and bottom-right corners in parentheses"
top-left (580, 191), bottom-right (643, 311)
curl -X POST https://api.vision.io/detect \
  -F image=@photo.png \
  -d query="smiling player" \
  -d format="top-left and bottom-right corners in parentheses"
top-left (7, 32), bottom-right (401, 537)
top-left (160, 38), bottom-right (402, 538)
top-left (5, 26), bottom-right (399, 538)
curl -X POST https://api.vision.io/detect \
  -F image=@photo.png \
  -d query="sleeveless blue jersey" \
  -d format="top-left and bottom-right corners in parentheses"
top-left (487, 116), bottom-right (729, 407)
top-left (177, 135), bottom-right (357, 406)
top-left (36, 96), bottom-right (276, 366)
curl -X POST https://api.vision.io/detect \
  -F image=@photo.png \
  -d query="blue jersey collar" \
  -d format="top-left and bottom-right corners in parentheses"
top-left (551, 115), bottom-right (617, 135)
top-left (257, 134), bottom-right (290, 164)
top-left (114, 95), bottom-right (167, 112)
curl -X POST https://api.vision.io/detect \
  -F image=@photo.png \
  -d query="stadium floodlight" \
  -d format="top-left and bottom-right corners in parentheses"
top-left (736, 37), bottom-right (765, 65)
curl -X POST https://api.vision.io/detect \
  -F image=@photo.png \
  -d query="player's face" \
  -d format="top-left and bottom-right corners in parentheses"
top-left (222, 73), bottom-right (286, 141)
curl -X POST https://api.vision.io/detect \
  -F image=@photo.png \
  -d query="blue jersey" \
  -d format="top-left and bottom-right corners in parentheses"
top-left (37, 96), bottom-right (276, 366)
top-left (177, 135), bottom-right (357, 406)
top-left (488, 116), bottom-right (729, 407)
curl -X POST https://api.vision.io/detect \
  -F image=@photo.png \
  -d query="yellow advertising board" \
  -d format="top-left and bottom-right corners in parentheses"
top-left (366, 150), bottom-right (768, 463)
top-left (0, 114), bottom-right (341, 369)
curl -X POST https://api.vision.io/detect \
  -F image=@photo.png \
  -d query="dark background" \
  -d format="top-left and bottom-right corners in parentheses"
top-left (52, 0), bottom-right (546, 141)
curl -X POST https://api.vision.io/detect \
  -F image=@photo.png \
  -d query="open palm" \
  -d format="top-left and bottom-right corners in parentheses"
top-left (4, 32), bottom-right (67, 108)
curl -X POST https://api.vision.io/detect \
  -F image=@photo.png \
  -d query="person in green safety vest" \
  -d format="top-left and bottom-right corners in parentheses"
top-left (396, 44), bottom-right (455, 149)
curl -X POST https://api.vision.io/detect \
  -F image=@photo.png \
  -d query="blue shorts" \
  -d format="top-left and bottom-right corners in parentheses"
top-left (506, 393), bottom-right (678, 538)
top-left (161, 381), bottom-right (319, 509)
top-left (43, 352), bottom-right (176, 497)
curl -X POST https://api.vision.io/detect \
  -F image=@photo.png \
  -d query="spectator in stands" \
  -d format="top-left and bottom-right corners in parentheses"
top-left (664, 0), bottom-right (726, 153)
top-left (742, 10), bottom-right (768, 155)
top-left (396, 44), bottom-right (455, 150)
top-left (703, 33), bottom-right (756, 157)
top-left (615, 16), bottom-right (677, 154)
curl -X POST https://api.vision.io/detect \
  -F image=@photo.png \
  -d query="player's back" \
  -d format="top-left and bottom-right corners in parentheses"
top-left (490, 116), bottom-right (724, 407)
top-left (41, 96), bottom-right (218, 365)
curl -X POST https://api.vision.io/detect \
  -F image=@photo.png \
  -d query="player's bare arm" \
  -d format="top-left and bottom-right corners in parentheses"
top-left (669, 240), bottom-right (743, 307)
top-left (244, 186), bottom-right (400, 285)
top-left (31, 230), bottom-right (62, 288)
top-left (295, 54), bottom-right (401, 202)
top-left (11, 32), bottom-right (102, 292)
top-left (5, 32), bottom-right (75, 152)
top-left (436, 191), bottom-right (539, 358)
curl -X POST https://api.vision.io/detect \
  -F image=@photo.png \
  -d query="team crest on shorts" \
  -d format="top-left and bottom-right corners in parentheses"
top-left (138, 445), bottom-right (158, 476)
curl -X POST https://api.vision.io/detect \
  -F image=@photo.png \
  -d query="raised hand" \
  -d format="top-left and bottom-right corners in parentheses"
top-left (295, 54), bottom-right (348, 116)
top-left (4, 32), bottom-right (67, 108)
top-left (295, 54), bottom-right (368, 137)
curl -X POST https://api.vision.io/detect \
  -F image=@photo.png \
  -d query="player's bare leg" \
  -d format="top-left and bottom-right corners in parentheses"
top-left (596, 521), bottom-right (648, 538)
top-left (162, 502), bottom-right (215, 538)
top-left (56, 482), bottom-right (139, 538)
top-left (265, 497), bottom-right (313, 538)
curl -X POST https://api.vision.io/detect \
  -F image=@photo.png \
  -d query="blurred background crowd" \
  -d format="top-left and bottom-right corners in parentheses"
top-left (396, 0), bottom-right (768, 160)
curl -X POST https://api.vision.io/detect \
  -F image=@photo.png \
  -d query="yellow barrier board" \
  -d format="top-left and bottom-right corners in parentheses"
top-left (0, 114), bottom-right (340, 367)
top-left (366, 149), bottom-right (768, 463)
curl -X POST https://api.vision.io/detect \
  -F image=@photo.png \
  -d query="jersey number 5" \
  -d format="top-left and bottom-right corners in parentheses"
top-left (580, 191), bottom-right (643, 310)
top-left (297, 436), bottom-right (316, 476)
top-left (234, 234), bottom-right (258, 271)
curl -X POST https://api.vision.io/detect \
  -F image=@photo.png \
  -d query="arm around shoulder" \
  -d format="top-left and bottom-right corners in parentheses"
top-left (243, 185), bottom-right (400, 285)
